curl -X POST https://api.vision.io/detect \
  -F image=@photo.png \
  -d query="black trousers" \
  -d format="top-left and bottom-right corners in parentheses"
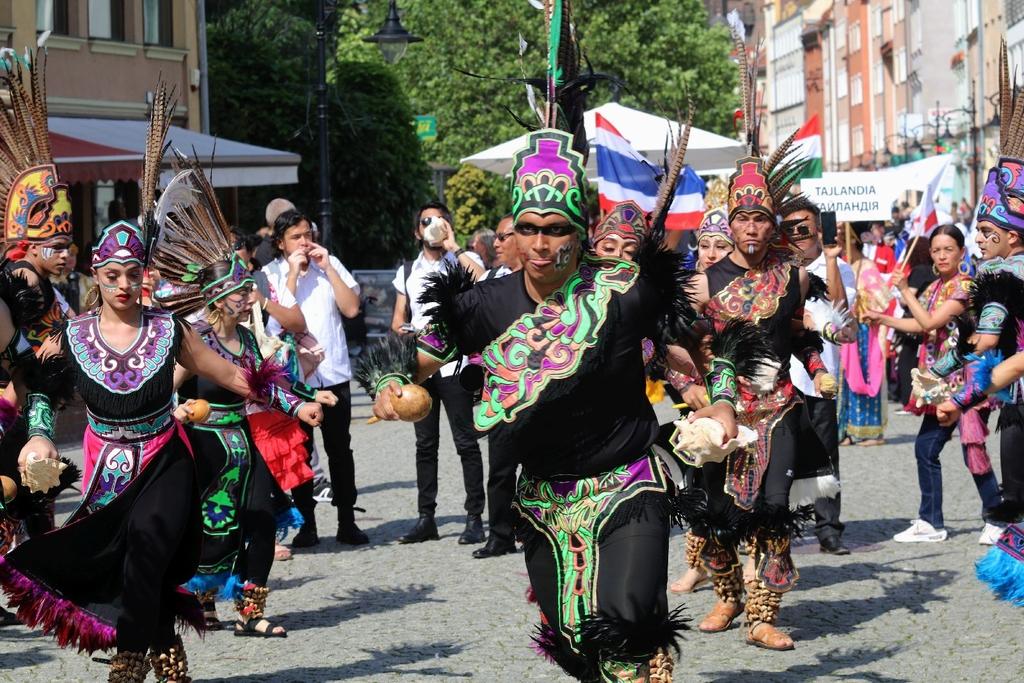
top-left (897, 338), bottom-right (922, 406)
top-left (1000, 404), bottom-right (1024, 505)
top-left (413, 374), bottom-right (484, 516)
top-left (236, 455), bottom-right (276, 586)
top-left (485, 430), bottom-right (518, 542)
top-left (799, 395), bottom-right (845, 542)
top-left (118, 450), bottom-right (195, 653)
top-left (292, 381), bottom-right (357, 527)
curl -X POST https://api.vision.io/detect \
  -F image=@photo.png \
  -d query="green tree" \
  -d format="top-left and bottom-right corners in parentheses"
top-left (337, 0), bottom-right (737, 166)
top-left (444, 164), bottom-right (508, 242)
top-left (207, 0), bottom-right (430, 268)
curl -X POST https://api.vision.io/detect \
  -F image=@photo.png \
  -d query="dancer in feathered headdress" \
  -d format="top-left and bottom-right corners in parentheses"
top-left (355, 2), bottom-right (774, 679)
top-left (922, 39), bottom-right (1024, 605)
top-left (677, 11), bottom-right (835, 652)
top-left (150, 150), bottom-right (336, 642)
top-left (0, 81), bottom-right (329, 683)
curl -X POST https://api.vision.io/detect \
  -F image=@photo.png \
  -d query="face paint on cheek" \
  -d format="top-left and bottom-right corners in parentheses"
top-left (100, 281), bottom-right (120, 292)
top-left (554, 242), bottom-right (574, 271)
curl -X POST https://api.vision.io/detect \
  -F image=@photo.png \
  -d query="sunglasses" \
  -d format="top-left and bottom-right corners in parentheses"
top-left (496, 231), bottom-right (514, 242)
top-left (513, 222), bottom-right (576, 237)
top-left (420, 216), bottom-right (445, 227)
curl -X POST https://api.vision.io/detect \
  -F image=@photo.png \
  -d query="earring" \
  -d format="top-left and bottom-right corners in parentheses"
top-left (932, 264), bottom-right (940, 277)
top-left (959, 260), bottom-right (971, 276)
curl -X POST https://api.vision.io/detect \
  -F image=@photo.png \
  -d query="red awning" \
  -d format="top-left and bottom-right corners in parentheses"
top-left (50, 131), bottom-right (142, 184)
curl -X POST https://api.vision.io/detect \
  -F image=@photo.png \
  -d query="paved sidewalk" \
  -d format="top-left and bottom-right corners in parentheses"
top-left (1, 397), bottom-right (1019, 681)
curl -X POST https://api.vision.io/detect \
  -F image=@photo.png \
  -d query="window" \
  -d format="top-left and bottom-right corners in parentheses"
top-left (873, 61), bottom-right (885, 95)
top-left (851, 74), bottom-right (863, 105)
top-left (895, 48), bottom-right (907, 83)
top-left (144, 0), bottom-right (174, 46)
top-left (910, 1), bottom-right (922, 49)
top-left (853, 126), bottom-right (864, 157)
top-left (895, 0), bottom-right (905, 23)
top-left (838, 122), bottom-right (851, 164)
top-left (872, 7), bottom-right (883, 37)
top-left (836, 20), bottom-right (846, 50)
top-left (90, 0), bottom-right (126, 41)
top-left (37, 0), bottom-right (69, 35)
top-left (874, 117), bottom-right (887, 149)
top-left (849, 21), bottom-right (861, 52)
top-left (837, 68), bottom-right (848, 99)
top-left (1010, 0), bottom-right (1024, 26)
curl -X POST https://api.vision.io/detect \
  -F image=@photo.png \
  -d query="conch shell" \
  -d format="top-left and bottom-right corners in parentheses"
top-left (23, 453), bottom-right (68, 494)
top-left (911, 368), bottom-right (951, 407)
top-left (670, 417), bottom-right (758, 467)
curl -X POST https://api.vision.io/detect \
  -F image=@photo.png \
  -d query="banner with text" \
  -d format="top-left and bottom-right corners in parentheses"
top-left (800, 172), bottom-right (898, 221)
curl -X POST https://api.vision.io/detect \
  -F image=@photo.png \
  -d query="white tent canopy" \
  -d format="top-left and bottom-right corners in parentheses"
top-left (461, 102), bottom-right (744, 177)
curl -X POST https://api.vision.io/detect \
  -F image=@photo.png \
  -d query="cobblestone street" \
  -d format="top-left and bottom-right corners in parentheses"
top-left (1, 397), bottom-right (1019, 682)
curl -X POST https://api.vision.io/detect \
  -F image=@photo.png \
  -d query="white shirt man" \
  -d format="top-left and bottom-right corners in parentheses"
top-left (789, 252), bottom-right (856, 396)
top-left (264, 253), bottom-right (360, 387)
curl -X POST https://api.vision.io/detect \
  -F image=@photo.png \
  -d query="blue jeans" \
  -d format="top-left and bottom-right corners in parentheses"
top-left (915, 414), bottom-right (1001, 528)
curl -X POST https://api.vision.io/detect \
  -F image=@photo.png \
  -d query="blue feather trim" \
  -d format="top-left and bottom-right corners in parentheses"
top-left (275, 506), bottom-right (304, 541)
top-left (976, 544), bottom-right (1024, 606)
top-left (219, 574), bottom-right (247, 601)
top-left (965, 350), bottom-right (1011, 403)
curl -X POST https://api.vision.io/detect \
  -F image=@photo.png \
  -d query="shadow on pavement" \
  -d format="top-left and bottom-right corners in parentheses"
top-left (0, 633), bottom-right (56, 669)
top-left (702, 645), bottom-right (906, 682)
top-left (785, 563), bottom-right (955, 641)
top-left (357, 479), bottom-right (417, 496)
top-left (272, 584), bottom-right (444, 631)
top-left (201, 640), bottom-right (467, 681)
top-left (270, 574), bottom-right (325, 591)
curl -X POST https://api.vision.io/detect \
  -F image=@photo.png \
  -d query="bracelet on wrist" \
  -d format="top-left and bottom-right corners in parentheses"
top-left (454, 248), bottom-right (466, 258)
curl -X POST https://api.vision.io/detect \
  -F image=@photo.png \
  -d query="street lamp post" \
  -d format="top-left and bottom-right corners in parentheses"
top-left (315, 0), bottom-right (420, 249)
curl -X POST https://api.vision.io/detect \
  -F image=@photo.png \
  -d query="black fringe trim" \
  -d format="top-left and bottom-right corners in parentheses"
top-left (418, 263), bottom-right (477, 353)
top-left (997, 404), bottom-right (1024, 433)
top-left (953, 313), bottom-right (977, 357)
top-left (970, 270), bottom-right (1024, 320)
top-left (806, 272), bottom-right (829, 302)
top-left (0, 269), bottom-right (46, 327)
top-left (740, 500), bottom-right (815, 541)
top-left (793, 328), bottom-right (825, 355)
top-left (533, 623), bottom-right (600, 681)
top-left (353, 333), bottom-right (419, 398)
top-left (709, 318), bottom-right (781, 380)
top-left (22, 354), bottom-right (75, 408)
top-left (597, 490), bottom-right (672, 542)
top-left (985, 498), bottom-right (1024, 525)
top-left (673, 487), bottom-right (750, 545)
top-left (577, 604), bottom-right (689, 663)
top-left (636, 240), bottom-right (699, 354)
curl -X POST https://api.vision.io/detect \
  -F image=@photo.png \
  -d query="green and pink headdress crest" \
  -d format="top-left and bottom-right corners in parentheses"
top-left (509, 0), bottom-right (597, 237)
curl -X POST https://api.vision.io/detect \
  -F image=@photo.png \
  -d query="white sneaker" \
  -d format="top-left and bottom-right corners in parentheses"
top-left (978, 523), bottom-right (1005, 546)
top-left (893, 520), bottom-right (948, 543)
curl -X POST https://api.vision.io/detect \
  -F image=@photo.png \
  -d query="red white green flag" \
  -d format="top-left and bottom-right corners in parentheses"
top-left (792, 114), bottom-right (823, 180)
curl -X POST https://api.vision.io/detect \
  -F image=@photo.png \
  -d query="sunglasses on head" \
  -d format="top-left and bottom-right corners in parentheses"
top-left (513, 222), bottom-right (576, 237)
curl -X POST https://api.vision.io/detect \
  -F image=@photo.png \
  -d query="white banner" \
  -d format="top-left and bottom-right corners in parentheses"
top-left (801, 172), bottom-right (899, 221)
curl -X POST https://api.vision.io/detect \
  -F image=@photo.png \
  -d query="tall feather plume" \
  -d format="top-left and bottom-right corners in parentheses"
top-left (727, 10), bottom-right (757, 155)
top-left (542, 0), bottom-right (588, 159)
top-left (148, 151), bottom-right (235, 317)
top-left (1001, 40), bottom-right (1012, 154)
top-left (141, 79), bottom-right (177, 220)
top-left (651, 101), bottom-right (695, 234)
top-left (0, 49), bottom-right (55, 238)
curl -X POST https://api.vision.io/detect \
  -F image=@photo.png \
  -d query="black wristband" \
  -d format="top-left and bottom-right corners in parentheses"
top-left (455, 248), bottom-right (466, 257)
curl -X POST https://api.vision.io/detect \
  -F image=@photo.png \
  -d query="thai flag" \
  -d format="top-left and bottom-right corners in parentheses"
top-left (594, 113), bottom-right (706, 230)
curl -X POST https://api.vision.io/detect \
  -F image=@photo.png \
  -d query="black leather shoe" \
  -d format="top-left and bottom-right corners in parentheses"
top-left (398, 515), bottom-right (440, 544)
top-left (472, 537), bottom-right (517, 559)
top-left (819, 536), bottom-right (851, 555)
top-left (291, 524), bottom-right (320, 549)
top-left (336, 521), bottom-right (369, 545)
top-left (458, 514), bottom-right (485, 545)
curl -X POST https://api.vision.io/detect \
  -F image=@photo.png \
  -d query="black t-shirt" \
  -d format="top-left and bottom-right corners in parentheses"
top-left (452, 269), bottom-right (662, 479)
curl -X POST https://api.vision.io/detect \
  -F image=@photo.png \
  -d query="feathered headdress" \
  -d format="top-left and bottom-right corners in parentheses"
top-left (0, 50), bottom-right (72, 248)
top-left (977, 40), bottom-right (1024, 234)
top-left (90, 79), bottom-right (175, 271)
top-left (148, 153), bottom-right (252, 316)
top-left (725, 11), bottom-right (808, 224)
top-left (510, 0), bottom-right (591, 237)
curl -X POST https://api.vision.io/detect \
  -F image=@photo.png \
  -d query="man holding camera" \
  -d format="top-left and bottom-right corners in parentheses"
top-left (390, 202), bottom-right (486, 545)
